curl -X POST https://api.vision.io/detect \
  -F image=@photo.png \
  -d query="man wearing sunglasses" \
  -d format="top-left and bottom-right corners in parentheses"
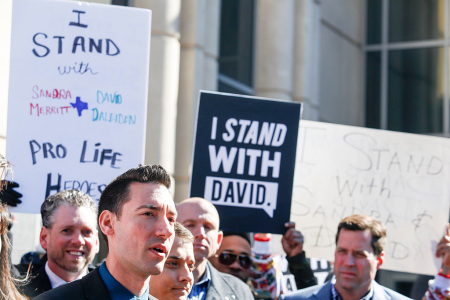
top-left (209, 231), bottom-right (253, 282)
top-left (177, 197), bottom-right (254, 300)
top-left (210, 224), bottom-right (317, 290)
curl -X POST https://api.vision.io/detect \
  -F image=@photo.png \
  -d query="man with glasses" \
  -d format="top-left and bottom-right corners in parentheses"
top-left (177, 197), bottom-right (254, 300)
top-left (209, 231), bottom-right (252, 282)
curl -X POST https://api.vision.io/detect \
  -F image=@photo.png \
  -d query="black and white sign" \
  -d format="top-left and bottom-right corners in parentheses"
top-left (190, 91), bottom-right (302, 234)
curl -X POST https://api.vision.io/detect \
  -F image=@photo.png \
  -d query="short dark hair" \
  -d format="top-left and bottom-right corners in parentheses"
top-left (41, 189), bottom-right (97, 228)
top-left (336, 214), bottom-right (386, 255)
top-left (175, 222), bottom-right (194, 244)
top-left (98, 164), bottom-right (171, 244)
top-left (223, 231), bottom-right (251, 246)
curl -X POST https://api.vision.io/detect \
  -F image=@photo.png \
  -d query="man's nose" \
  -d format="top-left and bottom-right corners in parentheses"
top-left (193, 225), bottom-right (206, 238)
top-left (179, 265), bottom-right (194, 284)
top-left (230, 259), bottom-right (243, 270)
top-left (155, 216), bottom-right (174, 238)
top-left (345, 253), bottom-right (355, 266)
top-left (71, 231), bottom-right (85, 246)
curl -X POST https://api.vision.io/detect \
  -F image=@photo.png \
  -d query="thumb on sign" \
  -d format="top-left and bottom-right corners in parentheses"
top-left (436, 223), bottom-right (450, 271)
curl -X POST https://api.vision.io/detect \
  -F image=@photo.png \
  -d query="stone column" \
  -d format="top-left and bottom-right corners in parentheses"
top-left (133, 0), bottom-right (181, 179)
top-left (293, 0), bottom-right (322, 120)
top-left (174, 0), bottom-right (221, 202)
top-left (254, 0), bottom-right (295, 101)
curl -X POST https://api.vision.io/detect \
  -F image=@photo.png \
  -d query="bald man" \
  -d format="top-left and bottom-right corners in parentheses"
top-left (177, 198), bottom-right (253, 300)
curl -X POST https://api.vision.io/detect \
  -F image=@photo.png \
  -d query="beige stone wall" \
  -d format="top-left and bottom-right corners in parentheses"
top-left (319, 0), bottom-right (365, 126)
top-left (133, 0), bottom-right (181, 184)
top-left (174, 0), bottom-right (221, 202)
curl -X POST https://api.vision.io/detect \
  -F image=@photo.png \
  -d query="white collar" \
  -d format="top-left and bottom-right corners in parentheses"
top-left (45, 261), bottom-right (87, 288)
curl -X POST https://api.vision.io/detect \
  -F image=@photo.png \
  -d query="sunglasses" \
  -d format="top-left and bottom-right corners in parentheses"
top-left (218, 251), bottom-right (252, 269)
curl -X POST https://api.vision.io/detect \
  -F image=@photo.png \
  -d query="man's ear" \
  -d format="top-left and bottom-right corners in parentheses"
top-left (376, 252), bottom-right (385, 269)
top-left (217, 230), bottom-right (223, 247)
top-left (99, 210), bottom-right (115, 238)
top-left (40, 226), bottom-right (49, 251)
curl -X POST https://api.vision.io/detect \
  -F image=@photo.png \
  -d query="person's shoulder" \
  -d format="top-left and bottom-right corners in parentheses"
top-left (14, 261), bottom-right (42, 277)
top-left (217, 271), bottom-right (250, 289)
top-left (18, 263), bottom-right (52, 298)
top-left (208, 263), bottom-right (253, 296)
top-left (374, 282), bottom-right (412, 300)
top-left (34, 268), bottom-right (105, 300)
top-left (33, 278), bottom-right (84, 300)
top-left (281, 283), bottom-right (330, 300)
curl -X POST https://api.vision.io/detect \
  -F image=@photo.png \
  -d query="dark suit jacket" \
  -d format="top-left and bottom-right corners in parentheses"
top-left (33, 268), bottom-right (158, 300)
top-left (205, 262), bottom-right (254, 300)
top-left (19, 263), bottom-right (52, 298)
top-left (280, 280), bottom-right (412, 300)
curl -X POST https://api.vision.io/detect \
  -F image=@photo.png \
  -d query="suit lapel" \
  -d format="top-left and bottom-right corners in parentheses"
top-left (80, 268), bottom-right (112, 300)
top-left (205, 263), bottom-right (222, 300)
top-left (314, 282), bottom-right (333, 300)
top-left (372, 281), bottom-right (390, 300)
top-left (35, 264), bottom-right (53, 294)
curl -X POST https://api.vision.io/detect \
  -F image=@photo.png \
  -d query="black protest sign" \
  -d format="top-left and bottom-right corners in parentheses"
top-left (190, 91), bottom-right (302, 234)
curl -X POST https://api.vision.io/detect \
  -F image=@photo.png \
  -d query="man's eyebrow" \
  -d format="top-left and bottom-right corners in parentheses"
top-left (137, 204), bottom-right (178, 217)
top-left (168, 207), bottom-right (177, 217)
top-left (168, 255), bottom-right (181, 260)
top-left (58, 224), bottom-right (75, 228)
top-left (354, 249), bottom-right (370, 254)
top-left (137, 204), bottom-right (161, 211)
top-left (180, 218), bottom-right (196, 223)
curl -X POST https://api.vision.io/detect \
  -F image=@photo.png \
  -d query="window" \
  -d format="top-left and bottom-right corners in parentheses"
top-left (218, 0), bottom-right (255, 95)
top-left (365, 0), bottom-right (448, 135)
top-left (111, 0), bottom-right (129, 6)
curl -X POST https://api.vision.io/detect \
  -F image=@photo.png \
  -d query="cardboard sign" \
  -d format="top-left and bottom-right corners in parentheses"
top-left (190, 91), bottom-right (302, 234)
top-left (293, 120), bottom-right (450, 275)
top-left (6, 0), bottom-right (151, 213)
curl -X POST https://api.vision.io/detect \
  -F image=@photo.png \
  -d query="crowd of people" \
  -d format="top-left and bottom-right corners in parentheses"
top-left (0, 153), bottom-right (449, 300)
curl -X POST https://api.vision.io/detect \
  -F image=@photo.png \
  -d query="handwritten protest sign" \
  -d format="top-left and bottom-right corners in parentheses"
top-left (293, 120), bottom-right (450, 275)
top-left (6, 0), bottom-right (151, 214)
top-left (190, 91), bottom-right (302, 234)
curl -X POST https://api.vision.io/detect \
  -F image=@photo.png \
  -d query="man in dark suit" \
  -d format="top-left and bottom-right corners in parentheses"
top-left (281, 214), bottom-right (411, 300)
top-left (176, 197), bottom-right (254, 300)
top-left (35, 165), bottom-right (177, 300)
top-left (20, 189), bottom-right (99, 298)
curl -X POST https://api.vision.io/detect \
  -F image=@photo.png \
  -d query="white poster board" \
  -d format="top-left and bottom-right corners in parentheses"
top-left (6, 0), bottom-right (151, 214)
top-left (293, 120), bottom-right (450, 275)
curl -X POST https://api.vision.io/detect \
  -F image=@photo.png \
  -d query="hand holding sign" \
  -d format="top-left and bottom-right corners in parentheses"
top-left (281, 222), bottom-right (304, 258)
top-left (0, 181), bottom-right (23, 207)
top-left (436, 224), bottom-right (450, 269)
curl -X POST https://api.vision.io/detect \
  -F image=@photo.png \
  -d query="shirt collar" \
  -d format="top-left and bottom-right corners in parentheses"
top-left (331, 278), bottom-right (374, 300)
top-left (99, 262), bottom-right (149, 300)
top-left (188, 263), bottom-right (212, 300)
top-left (45, 261), bottom-right (87, 289)
top-left (197, 263), bottom-right (212, 285)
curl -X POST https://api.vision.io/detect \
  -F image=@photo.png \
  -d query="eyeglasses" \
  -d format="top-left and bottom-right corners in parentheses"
top-left (217, 251), bottom-right (252, 269)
